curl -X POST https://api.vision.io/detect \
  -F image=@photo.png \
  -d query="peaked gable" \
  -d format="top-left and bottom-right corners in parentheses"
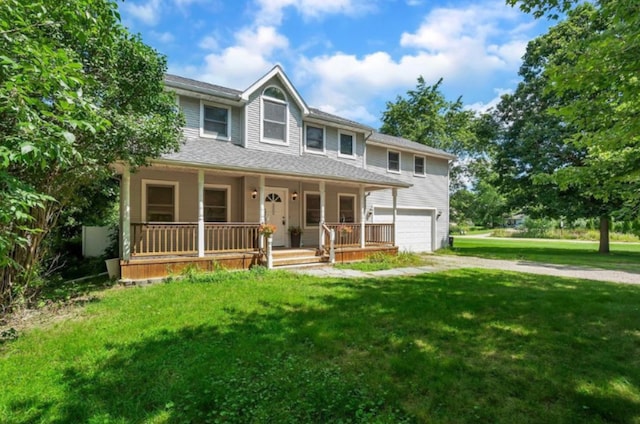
top-left (241, 65), bottom-right (309, 115)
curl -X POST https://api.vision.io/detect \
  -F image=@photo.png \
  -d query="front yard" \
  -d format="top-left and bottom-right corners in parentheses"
top-left (2, 268), bottom-right (639, 423)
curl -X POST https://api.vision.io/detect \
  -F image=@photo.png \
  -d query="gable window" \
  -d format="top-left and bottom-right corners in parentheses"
top-left (204, 187), bottom-right (229, 222)
top-left (388, 150), bottom-right (400, 173)
top-left (338, 194), bottom-right (356, 223)
top-left (262, 86), bottom-right (287, 144)
top-left (339, 131), bottom-right (355, 157)
top-left (144, 181), bottom-right (179, 222)
top-left (305, 124), bottom-right (325, 153)
top-left (201, 102), bottom-right (230, 140)
top-left (305, 192), bottom-right (321, 227)
top-left (414, 155), bottom-right (426, 176)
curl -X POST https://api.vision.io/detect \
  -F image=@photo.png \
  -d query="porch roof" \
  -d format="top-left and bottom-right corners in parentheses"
top-left (159, 138), bottom-right (411, 189)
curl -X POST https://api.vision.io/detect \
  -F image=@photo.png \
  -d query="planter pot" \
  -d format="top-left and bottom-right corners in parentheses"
top-left (105, 258), bottom-right (121, 280)
top-left (290, 233), bottom-right (301, 248)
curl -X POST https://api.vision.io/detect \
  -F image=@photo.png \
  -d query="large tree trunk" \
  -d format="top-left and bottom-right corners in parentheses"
top-left (599, 215), bottom-right (610, 254)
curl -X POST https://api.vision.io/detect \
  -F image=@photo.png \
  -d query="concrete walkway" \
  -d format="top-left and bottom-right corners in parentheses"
top-left (292, 255), bottom-right (640, 285)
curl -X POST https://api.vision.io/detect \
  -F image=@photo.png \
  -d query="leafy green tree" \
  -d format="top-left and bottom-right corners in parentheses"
top-left (380, 77), bottom-right (490, 190)
top-left (0, 0), bottom-right (184, 310)
top-left (492, 4), bottom-right (623, 252)
top-left (503, 0), bottom-right (639, 252)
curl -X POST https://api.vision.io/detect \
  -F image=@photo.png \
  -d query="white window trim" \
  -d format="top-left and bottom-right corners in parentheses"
top-left (337, 193), bottom-right (357, 223)
top-left (387, 150), bottom-right (401, 174)
top-left (141, 179), bottom-right (179, 222)
top-left (304, 191), bottom-right (321, 229)
top-left (413, 154), bottom-right (426, 177)
top-left (200, 100), bottom-right (231, 141)
top-left (337, 130), bottom-right (356, 159)
top-left (304, 123), bottom-right (326, 155)
top-left (260, 86), bottom-right (289, 146)
top-left (204, 184), bottom-right (231, 222)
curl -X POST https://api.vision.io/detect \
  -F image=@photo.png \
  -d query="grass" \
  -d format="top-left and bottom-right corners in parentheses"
top-left (335, 251), bottom-right (427, 272)
top-left (443, 236), bottom-right (640, 273)
top-left (2, 268), bottom-right (640, 423)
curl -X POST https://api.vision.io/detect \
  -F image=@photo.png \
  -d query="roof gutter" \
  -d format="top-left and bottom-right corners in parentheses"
top-left (366, 139), bottom-right (457, 161)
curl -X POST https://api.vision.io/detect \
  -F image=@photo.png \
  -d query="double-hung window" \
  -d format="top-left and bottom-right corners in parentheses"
top-left (388, 150), bottom-right (400, 173)
top-left (338, 131), bottom-right (355, 158)
top-left (305, 124), bottom-right (325, 153)
top-left (204, 187), bottom-right (228, 222)
top-left (144, 181), bottom-right (179, 222)
top-left (201, 102), bottom-right (230, 140)
top-left (262, 86), bottom-right (287, 144)
top-left (305, 192), bottom-right (321, 227)
top-left (338, 194), bottom-right (356, 223)
top-left (414, 155), bottom-right (426, 176)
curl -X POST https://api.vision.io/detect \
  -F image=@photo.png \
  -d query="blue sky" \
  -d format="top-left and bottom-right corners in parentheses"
top-left (119, 0), bottom-right (551, 127)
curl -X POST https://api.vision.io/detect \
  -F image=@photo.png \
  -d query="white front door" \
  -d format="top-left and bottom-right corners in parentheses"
top-left (264, 188), bottom-right (287, 247)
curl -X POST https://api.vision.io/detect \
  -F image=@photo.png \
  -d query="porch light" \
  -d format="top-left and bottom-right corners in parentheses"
top-left (292, 191), bottom-right (298, 200)
top-left (251, 188), bottom-right (258, 199)
top-left (437, 210), bottom-right (442, 219)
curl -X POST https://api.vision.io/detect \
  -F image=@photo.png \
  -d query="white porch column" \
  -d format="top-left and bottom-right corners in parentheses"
top-left (392, 188), bottom-right (398, 246)
top-left (319, 181), bottom-right (326, 249)
top-left (359, 186), bottom-right (366, 248)
top-left (259, 175), bottom-right (265, 250)
top-left (122, 167), bottom-right (131, 261)
top-left (197, 169), bottom-right (205, 257)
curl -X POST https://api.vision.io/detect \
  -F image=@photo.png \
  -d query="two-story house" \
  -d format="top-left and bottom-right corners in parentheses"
top-left (113, 65), bottom-right (455, 280)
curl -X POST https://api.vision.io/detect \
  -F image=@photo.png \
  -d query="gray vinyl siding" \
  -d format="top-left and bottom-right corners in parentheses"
top-left (321, 128), bottom-right (366, 168)
top-left (178, 95), bottom-right (243, 145)
top-left (366, 144), bottom-right (450, 249)
top-left (245, 78), bottom-right (302, 155)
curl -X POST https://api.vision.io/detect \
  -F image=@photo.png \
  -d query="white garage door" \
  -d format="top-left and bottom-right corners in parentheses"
top-left (373, 208), bottom-right (433, 252)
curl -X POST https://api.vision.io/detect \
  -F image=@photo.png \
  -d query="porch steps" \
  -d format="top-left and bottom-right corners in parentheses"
top-left (271, 248), bottom-right (329, 268)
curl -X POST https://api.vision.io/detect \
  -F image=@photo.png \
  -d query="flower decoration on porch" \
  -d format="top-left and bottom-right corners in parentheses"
top-left (259, 223), bottom-right (277, 237)
top-left (337, 225), bottom-right (353, 235)
top-left (288, 226), bottom-right (303, 235)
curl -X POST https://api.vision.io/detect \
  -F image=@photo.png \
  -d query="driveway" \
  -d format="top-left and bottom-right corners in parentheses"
top-left (294, 255), bottom-right (640, 285)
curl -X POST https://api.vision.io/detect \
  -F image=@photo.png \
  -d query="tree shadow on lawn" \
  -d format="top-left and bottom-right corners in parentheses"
top-left (12, 270), bottom-right (640, 423)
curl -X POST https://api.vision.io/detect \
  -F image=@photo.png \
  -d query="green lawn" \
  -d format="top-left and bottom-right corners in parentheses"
top-left (444, 236), bottom-right (640, 273)
top-left (2, 269), bottom-right (640, 423)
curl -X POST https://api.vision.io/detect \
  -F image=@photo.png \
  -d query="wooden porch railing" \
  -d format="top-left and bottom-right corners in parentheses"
top-left (131, 222), bottom-right (261, 257)
top-left (131, 222), bottom-right (198, 257)
top-left (204, 223), bottom-right (260, 253)
top-left (324, 223), bottom-right (395, 247)
top-left (364, 223), bottom-right (394, 246)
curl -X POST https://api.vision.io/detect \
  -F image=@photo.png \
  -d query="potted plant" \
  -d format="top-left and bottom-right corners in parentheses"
top-left (288, 226), bottom-right (303, 247)
top-left (258, 223), bottom-right (277, 238)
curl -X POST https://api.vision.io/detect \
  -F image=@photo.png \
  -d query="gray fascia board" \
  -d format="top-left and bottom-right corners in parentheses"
top-left (304, 116), bottom-right (373, 134)
top-left (151, 158), bottom-right (411, 189)
top-left (367, 139), bottom-right (456, 161)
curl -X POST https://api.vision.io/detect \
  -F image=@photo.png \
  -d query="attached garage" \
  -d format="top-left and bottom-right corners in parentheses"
top-left (373, 207), bottom-right (435, 252)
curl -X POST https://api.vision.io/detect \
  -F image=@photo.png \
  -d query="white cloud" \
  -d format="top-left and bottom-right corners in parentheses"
top-left (152, 31), bottom-right (175, 43)
top-left (121, 0), bottom-right (162, 26)
top-left (197, 26), bottom-right (289, 88)
top-left (294, 1), bottom-right (534, 124)
top-left (254, 0), bottom-right (375, 25)
top-left (199, 35), bottom-right (220, 51)
top-left (466, 88), bottom-right (513, 113)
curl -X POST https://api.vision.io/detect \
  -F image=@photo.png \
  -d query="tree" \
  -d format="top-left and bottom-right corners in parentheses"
top-left (492, 3), bottom-right (626, 252)
top-left (503, 0), bottom-right (640, 252)
top-left (380, 77), bottom-right (489, 190)
top-left (0, 0), bottom-right (184, 310)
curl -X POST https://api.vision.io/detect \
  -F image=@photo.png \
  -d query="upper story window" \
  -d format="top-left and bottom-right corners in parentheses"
top-left (414, 155), bottom-right (426, 176)
top-left (388, 150), bottom-right (400, 173)
top-left (338, 131), bottom-right (355, 158)
top-left (262, 86), bottom-right (288, 144)
top-left (305, 124), bottom-right (325, 153)
top-left (200, 102), bottom-right (230, 140)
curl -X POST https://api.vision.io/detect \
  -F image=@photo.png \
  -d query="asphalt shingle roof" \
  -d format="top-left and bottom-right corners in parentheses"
top-left (160, 138), bottom-right (410, 188)
top-left (165, 74), bottom-right (242, 98)
top-left (369, 132), bottom-right (456, 160)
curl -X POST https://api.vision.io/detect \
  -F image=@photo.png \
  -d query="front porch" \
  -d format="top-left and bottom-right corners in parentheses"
top-left (120, 222), bottom-right (396, 280)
